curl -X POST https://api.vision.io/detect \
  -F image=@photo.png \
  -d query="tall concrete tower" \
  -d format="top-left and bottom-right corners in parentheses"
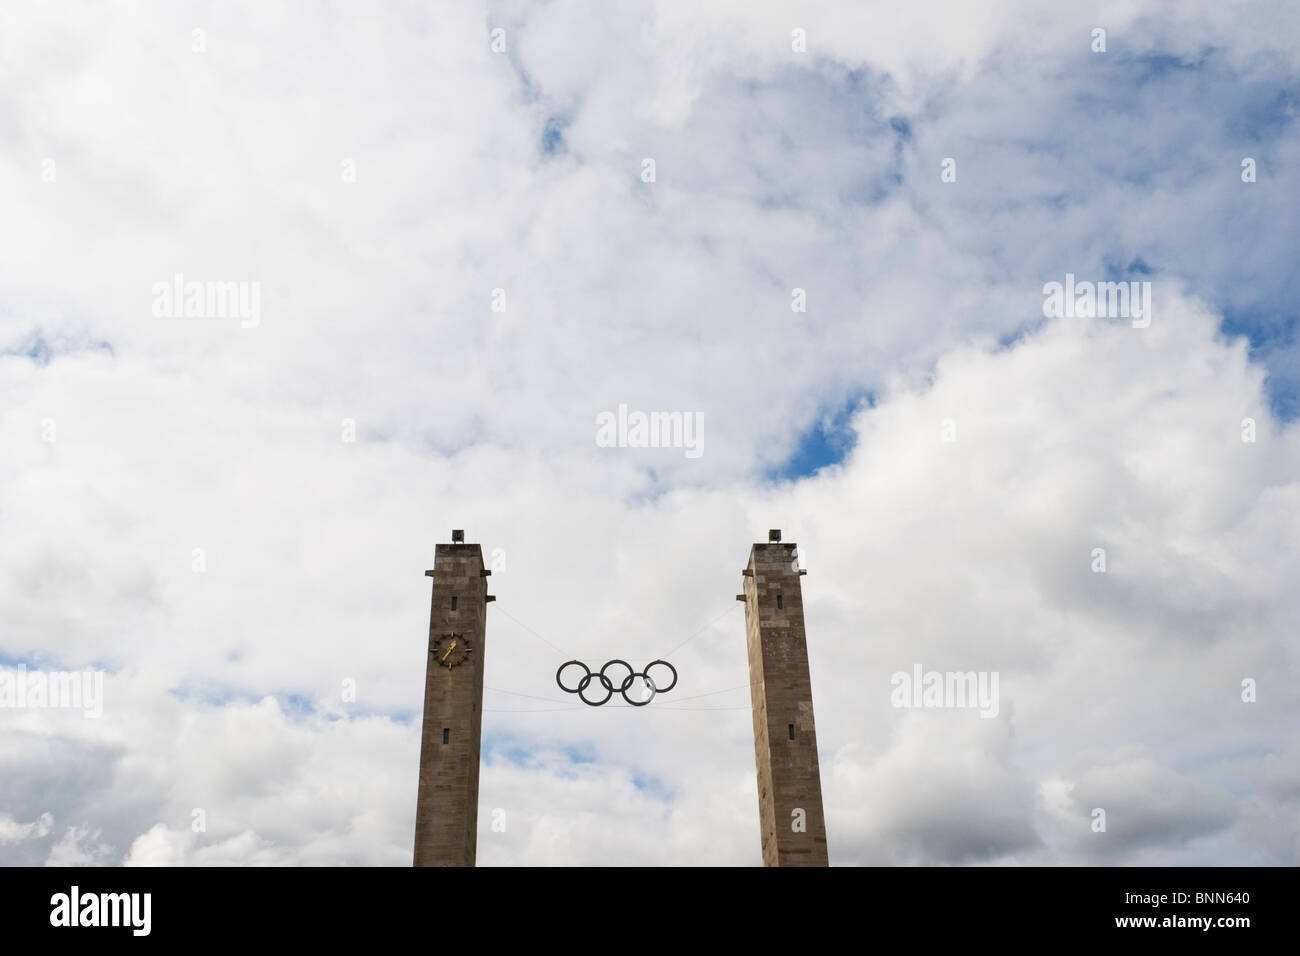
top-left (413, 531), bottom-right (494, 867)
top-left (737, 530), bottom-right (829, 866)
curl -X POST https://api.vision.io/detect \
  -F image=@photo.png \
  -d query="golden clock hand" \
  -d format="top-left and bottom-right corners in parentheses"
top-left (441, 640), bottom-right (457, 662)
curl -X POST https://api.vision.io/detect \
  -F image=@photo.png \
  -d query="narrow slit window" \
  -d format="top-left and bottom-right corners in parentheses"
top-left (450, 596), bottom-right (458, 610)
top-left (442, 728), bottom-right (450, 745)
top-left (777, 594), bottom-right (784, 610)
top-left (788, 723), bottom-right (795, 740)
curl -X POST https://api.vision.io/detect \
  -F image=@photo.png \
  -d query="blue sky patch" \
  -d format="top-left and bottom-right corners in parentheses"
top-left (540, 115), bottom-right (568, 156)
top-left (769, 392), bottom-right (873, 481)
top-left (1, 330), bottom-right (114, 366)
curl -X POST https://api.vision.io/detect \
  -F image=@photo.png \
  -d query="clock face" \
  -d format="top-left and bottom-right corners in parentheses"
top-left (432, 633), bottom-right (473, 669)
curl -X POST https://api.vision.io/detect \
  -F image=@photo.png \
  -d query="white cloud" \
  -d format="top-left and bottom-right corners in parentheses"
top-left (0, 811), bottom-right (53, 844)
top-left (46, 824), bottom-right (113, 867)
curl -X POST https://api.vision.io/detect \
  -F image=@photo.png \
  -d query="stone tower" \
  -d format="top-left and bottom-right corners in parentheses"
top-left (737, 530), bottom-right (829, 866)
top-left (413, 531), bottom-right (494, 867)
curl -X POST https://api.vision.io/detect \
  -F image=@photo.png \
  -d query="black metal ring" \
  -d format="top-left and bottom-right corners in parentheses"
top-left (643, 660), bottom-right (677, 693)
top-left (556, 660), bottom-right (590, 693)
top-left (600, 659), bottom-right (635, 693)
top-left (576, 672), bottom-right (614, 706)
top-left (620, 673), bottom-right (656, 707)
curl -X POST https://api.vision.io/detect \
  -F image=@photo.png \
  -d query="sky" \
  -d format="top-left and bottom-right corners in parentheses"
top-left (1, 0), bottom-right (1298, 866)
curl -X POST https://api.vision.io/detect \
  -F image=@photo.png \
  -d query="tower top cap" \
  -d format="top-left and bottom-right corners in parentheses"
top-left (451, 529), bottom-right (465, 543)
top-left (768, 529), bottom-right (782, 542)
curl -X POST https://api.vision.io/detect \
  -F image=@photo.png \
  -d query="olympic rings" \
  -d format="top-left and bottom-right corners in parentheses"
top-left (556, 659), bottom-right (678, 707)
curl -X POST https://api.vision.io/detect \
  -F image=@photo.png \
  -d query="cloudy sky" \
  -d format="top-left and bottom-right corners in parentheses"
top-left (2, 0), bottom-right (1298, 866)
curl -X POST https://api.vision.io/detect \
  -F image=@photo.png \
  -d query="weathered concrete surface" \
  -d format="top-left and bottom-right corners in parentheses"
top-left (742, 539), bottom-right (829, 866)
top-left (413, 542), bottom-right (488, 867)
